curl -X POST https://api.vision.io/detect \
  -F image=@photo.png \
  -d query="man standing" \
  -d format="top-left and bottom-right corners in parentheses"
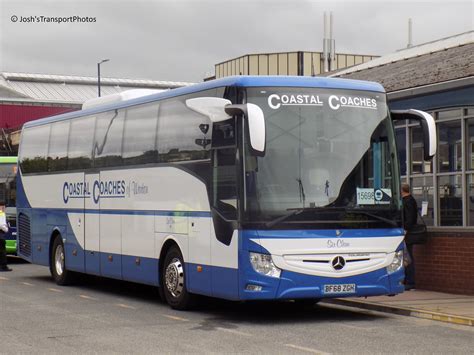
top-left (402, 183), bottom-right (417, 290)
top-left (0, 205), bottom-right (12, 272)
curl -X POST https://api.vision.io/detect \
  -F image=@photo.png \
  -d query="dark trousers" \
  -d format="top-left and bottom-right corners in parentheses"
top-left (0, 239), bottom-right (7, 267)
top-left (405, 243), bottom-right (416, 286)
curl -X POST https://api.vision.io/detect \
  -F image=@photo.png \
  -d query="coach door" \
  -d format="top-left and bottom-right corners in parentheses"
top-left (98, 171), bottom-right (123, 280)
top-left (91, 110), bottom-right (125, 279)
top-left (84, 172), bottom-right (100, 275)
top-left (65, 116), bottom-right (97, 273)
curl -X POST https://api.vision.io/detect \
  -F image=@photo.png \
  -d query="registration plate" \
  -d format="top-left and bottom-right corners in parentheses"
top-left (323, 284), bottom-right (356, 294)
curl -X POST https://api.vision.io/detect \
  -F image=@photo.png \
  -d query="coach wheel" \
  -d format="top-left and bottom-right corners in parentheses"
top-left (50, 236), bottom-right (76, 286)
top-left (162, 245), bottom-right (195, 310)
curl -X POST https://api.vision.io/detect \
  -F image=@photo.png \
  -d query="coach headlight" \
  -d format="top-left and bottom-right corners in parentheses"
top-left (387, 250), bottom-right (404, 273)
top-left (249, 252), bottom-right (281, 278)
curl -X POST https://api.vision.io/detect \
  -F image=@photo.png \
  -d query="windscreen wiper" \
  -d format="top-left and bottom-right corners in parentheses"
top-left (344, 209), bottom-right (399, 227)
top-left (264, 206), bottom-right (346, 228)
top-left (265, 208), bottom-right (305, 228)
top-left (265, 206), bottom-right (398, 228)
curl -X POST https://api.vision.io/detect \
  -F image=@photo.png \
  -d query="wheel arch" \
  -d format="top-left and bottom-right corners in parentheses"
top-left (159, 238), bottom-right (181, 282)
top-left (49, 228), bottom-right (62, 268)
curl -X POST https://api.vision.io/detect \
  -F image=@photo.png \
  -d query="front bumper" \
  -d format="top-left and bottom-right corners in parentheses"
top-left (239, 258), bottom-right (405, 300)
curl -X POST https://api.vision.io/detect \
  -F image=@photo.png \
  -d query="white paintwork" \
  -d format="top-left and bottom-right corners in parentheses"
top-left (188, 217), bottom-right (212, 265)
top-left (251, 236), bottom-right (404, 255)
top-left (155, 216), bottom-right (189, 235)
top-left (251, 236), bottom-right (404, 278)
top-left (155, 232), bottom-right (189, 262)
top-left (185, 97), bottom-right (232, 122)
top-left (22, 172), bottom-right (82, 209)
top-left (122, 215), bottom-right (155, 258)
top-left (246, 103), bottom-right (266, 154)
top-left (100, 215), bottom-right (122, 255)
top-left (22, 167), bottom-right (211, 265)
top-left (68, 211), bottom-right (84, 249)
top-left (211, 230), bottom-right (239, 269)
top-left (274, 252), bottom-right (394, 278)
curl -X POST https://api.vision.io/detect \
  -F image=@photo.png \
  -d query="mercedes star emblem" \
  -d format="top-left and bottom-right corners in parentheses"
top-left (332, 256), bottom-right (346, 270)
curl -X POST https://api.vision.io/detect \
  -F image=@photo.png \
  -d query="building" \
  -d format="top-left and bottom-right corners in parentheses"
top-left (0, 72), bottom-right (193, 155)
top-left (212, 51), bottom-right (379, 80)
top-left (330, 31), bottom-right (474, 294)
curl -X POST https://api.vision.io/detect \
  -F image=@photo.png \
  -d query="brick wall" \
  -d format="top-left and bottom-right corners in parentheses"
top-left (413, 231), bottom-right (474, 295)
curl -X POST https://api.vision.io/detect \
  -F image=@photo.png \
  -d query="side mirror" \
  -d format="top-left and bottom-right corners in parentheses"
top-left (225, 104), bottom-right (266, 156)
top-left (391, 109), bottom-right (436, 160)
top-left (185, 97), bottom-right (232, 122)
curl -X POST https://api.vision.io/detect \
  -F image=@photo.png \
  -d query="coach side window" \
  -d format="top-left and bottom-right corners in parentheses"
top-left (20, 125), bottom-right (50, 174)
top-left (157, 97), bottom-right (212, 162)
top-left (122, 103), bottom-right (159, 166)
top-left (93, 110), bottom-right (125, 168)
top-left (68, 116), bottom-right (96, 170)
top-left (47, 120), bottom-right (70, 172)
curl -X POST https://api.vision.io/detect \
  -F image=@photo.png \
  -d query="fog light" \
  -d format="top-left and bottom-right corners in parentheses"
top-left (246, 284), bottom-right (263, 291)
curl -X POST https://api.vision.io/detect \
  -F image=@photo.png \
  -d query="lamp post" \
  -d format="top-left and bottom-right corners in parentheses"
top-left (97, 59), bottom-right (110, 97)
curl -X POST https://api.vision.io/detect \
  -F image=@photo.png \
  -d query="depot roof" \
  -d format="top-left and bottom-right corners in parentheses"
top-left (0, 72), bottom-right (194, 105)
top-left (329, 31), bottom-right (474, 93)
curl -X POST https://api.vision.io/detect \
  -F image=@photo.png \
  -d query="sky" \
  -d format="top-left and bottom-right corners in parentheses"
top-left (0, 0), bottom-right (472, 83)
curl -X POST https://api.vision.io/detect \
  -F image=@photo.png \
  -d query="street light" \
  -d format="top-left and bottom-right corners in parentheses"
top-left (97, 59), bottom-right (110, 97)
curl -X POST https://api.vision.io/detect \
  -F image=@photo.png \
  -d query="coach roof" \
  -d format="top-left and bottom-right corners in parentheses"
top-left (23, 75), bottom-right (385, 129)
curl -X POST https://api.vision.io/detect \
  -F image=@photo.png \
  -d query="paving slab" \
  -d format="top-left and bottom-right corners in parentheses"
top-left (322, 290), bottom-right (474, 326)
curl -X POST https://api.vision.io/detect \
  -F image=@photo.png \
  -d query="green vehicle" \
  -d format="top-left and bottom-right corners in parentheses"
top-left (0, 156), bottom-right (17, 254)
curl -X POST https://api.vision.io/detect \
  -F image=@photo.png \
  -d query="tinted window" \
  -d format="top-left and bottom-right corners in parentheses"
top-left (93, 110), bottom-right (124, 168)
top-left (47, 120), bottom-right (70, 172)
top-left (20, 125), bottom-right (50, 174)
top-left (122, 103), bottom-right (159, 165)
top-left (213, 147), bottom-right (238, 220)
top-left (68, 116), bottom-right (96, 170)
top-left (157, 97), bottom-right (212, 162)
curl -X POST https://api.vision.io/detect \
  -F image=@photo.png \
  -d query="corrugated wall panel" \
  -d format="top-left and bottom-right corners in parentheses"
top-left (288, 53), bottom-right (298, 75)
top-left (278, 53), bottom-right (288, 75)
top-left (268, 54), bottom-right (278, 75)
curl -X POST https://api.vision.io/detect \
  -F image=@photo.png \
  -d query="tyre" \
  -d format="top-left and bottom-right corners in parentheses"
top-left (161, 245), bottom-right (195, 310)
top-left (50, 236), bottom-right (76, 285)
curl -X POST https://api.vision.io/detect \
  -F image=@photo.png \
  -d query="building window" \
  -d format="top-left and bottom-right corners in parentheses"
top-left (411, 126), bottom-right (432, 174)
top-left (438, 175), bottom-right (462, 226)
top-left (437, 109), bottom-right (462, 120)
top-left (395, 107), bottom-right (474, 228)
top-left (466, 118), bottom-right (474, 170)
top-left (438, 120), bottom-right (461, 173)
top-left (411, 176), bottom-right (434, 226)
top-left (467, 174), bottom-right (474, 226)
